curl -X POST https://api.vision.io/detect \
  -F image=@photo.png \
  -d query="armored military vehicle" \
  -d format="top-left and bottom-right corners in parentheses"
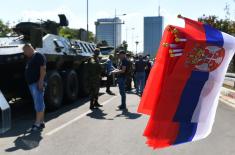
top-left (0, 15), bottom-right (95, 133)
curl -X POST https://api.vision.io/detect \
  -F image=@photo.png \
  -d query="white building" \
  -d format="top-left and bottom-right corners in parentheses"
top-left (95, 18), bottom-right (122, 47)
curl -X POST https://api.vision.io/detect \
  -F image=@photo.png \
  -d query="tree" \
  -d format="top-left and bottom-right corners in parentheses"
top-left (198, 15), bottom-right (235, 34)
top-left (198, 15), bottom-right (235, 72)
top-left (59, 27), bottom-right (95, 42)
top-left (0, 19), bottom-right (11, 37)
top-left (88, 31), bottom-right (95, 42)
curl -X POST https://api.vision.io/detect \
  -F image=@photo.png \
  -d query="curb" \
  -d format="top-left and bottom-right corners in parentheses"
top-left (219, 96), bottom-right (235, 109)
top-left (219, 87), bottom-right (235, 108)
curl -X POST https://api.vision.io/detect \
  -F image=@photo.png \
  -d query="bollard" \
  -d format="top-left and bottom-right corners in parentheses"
top-left (0, 90), bottom-right (11, 134)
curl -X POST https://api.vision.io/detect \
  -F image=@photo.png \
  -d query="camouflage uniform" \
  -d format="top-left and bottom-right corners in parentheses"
top-left (87, 56), bottom-right (102, 109)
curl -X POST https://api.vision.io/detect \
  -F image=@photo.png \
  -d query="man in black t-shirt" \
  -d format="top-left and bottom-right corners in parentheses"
top-left (135, 55), bottom-right (146, 96)
top-left (23, 44), bottom-right (47, 131)
top-left (112, 50), bottom-right (128, 110)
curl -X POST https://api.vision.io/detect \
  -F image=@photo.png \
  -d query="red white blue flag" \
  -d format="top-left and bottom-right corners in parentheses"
top-left (138, 15), bottom-right (235, 149)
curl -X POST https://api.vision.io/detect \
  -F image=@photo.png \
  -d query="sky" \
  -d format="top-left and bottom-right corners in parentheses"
top-left (0, 0), bottom-right (234, 52)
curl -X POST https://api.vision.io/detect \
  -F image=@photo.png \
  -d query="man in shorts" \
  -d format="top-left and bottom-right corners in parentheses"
top-left (23, 44), bottom-right (47, 131)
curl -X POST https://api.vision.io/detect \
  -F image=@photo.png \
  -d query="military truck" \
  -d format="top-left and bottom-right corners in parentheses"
top-left (0, 14), bottom-right (95, 133)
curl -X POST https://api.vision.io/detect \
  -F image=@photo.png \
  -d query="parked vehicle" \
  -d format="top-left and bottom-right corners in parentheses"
top-left (0, 14), bottom-right (96, 133)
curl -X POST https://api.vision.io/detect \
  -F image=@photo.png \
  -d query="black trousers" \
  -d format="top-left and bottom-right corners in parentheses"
top-left (106, 75), bottom-right (113, 91)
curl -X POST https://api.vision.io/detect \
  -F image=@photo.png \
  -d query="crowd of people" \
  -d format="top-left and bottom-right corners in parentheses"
top-left (87, 48), bottom-right (153, 111)
top-left (118, 53), bottom-right (153, 94)
top-left (104, 50), bottom-right (153, 109)
top-left (22, 44), bottom-right (153, 132)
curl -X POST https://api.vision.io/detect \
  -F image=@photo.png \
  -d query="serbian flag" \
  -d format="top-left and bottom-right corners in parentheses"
top-left (138, 15), bottom-right (235, 149)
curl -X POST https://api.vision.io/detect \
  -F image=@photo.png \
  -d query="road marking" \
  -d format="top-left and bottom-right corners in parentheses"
top-left (46, 96), bottom-right (117, 136)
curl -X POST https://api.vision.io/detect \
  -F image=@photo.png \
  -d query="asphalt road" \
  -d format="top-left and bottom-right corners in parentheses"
top-left (0, 87), bottom-right (235, 155)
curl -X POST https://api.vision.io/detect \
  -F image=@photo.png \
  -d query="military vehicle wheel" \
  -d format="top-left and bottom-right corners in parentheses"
top-left (63, 70), bottom-right (78, 102)
top-left (78, 64), bottom-right (90, 97)
top-left (45, 71), bottom-right (63, 110)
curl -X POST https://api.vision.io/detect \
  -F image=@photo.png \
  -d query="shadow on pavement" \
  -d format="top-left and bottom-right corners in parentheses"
top-left (87, 108), bottom-right (113, 120)
top-left (0, 92), bottom-right (109, 153)
top-left (1, 94), bottom-right (106, 138)
top-left (115, 110), bottom-right (142, 120)
top-left (5, 131), bottom-right (43, 152)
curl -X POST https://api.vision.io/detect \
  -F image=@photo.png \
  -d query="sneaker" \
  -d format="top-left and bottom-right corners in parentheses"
top-left (90, 105), bottom-right (98, 110)
top-left (30, 124), bottom-right (43, 132)
top-left (94, 102), bottom-right (103, 107)
top-left (40, 123), bottom-right (45, 129)
top-left (94, 104), bottom-right (103, 107)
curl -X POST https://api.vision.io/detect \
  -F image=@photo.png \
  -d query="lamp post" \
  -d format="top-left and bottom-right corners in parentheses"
top-left (131, 28), bottom-right (135, 52)
top-left (135, 41), bottom-right (139, 55)
top-left (113, 9), bottom-right (126, 50)
top-left (125, 27), bottom-right (128, 42)
top-left (86, 0), bottom-right (89, 41)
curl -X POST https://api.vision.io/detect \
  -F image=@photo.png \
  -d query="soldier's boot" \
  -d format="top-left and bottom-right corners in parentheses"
top-left (106, 90), bottom-right (115, 95)
top-left (94, 99), bottom-right (103, 107)
top-left (90, 99), bottom-right (95, 109)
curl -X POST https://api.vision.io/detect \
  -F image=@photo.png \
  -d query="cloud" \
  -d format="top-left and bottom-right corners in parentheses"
top-left (122, 12), bottom-right (145, 52)
top-left (160, 8), bottom-right (185, 28)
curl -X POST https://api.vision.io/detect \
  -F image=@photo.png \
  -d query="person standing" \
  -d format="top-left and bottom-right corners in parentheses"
top-left (87, 48), bottom-right (103, 109)
top-left (145, 55), bottom-right (152, 82)
top-left (125, 53), bottom-right (133, 92)
top-left (135, 55), bottom-right (146, 96)
top-left (105, 55), bottom-right (116, 95)
top-left (112, 50), bottom-right (129, 110)
top-left (132, 55), bottom-right (138, 90)
top-left (23, 44), bottom-right (47, 131)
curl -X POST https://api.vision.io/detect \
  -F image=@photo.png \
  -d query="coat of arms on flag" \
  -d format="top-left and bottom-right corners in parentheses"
top-left (137, 15), bottom-right (235, 149)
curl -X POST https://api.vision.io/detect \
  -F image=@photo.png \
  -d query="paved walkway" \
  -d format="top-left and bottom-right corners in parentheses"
top-left (0, 87), bottom-right (235, 155)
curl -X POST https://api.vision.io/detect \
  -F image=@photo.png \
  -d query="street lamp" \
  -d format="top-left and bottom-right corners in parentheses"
top-left (135, 41), bottom-right (139, 55)
top-left (114, 9), bottom-right (126, 50)
top-left (86, 0), bottom-right (89, 41)
top-left (131, 28), bottom-right (135, 51)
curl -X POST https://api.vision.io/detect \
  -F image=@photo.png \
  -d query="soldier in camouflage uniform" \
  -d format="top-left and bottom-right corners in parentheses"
top-left (87, 48), bottom-right (103, 109)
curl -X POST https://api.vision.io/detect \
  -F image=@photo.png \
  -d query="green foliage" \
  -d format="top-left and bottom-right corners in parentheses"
top-left (0, 19), bottom-right (11, 36)
top-left (59, 27), bottom-right (95, 42)
top-left (88, 31), bottom-right (95, 42)
top-left (198, 15), bottom-right (235, 34)
top-left (198, 15), bottom-right (235, 72)
top-left (59, 27), bottom-right (80, 39)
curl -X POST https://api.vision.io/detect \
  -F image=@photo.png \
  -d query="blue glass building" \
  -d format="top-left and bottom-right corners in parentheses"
top-left (144, 16), bottom-right (163, 58)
